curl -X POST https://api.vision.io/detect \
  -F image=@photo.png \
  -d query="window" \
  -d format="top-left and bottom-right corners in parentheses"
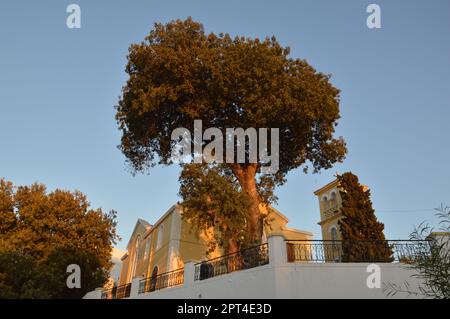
top-left (131, 235), bottom-right (141, 279)
top-left (330, 192), bottom-right (337, 208)
top-left (330, 226), bottom-right (340, 261)
top-left (149, 266), bottom-right (158, 292)
top-left (138, 240), bottom-right (145, 261)
top-left (156, 224), bottom-right (164, 250)
top-left (330, 227), bottom-right (338, 242)
top-left (322, 196), bottom-right (328, 210)
top-left (151, 265), bottom-right (158, 277)
top-left (144, 238), bottom-right (150, 260)
top-left (145, 234), bottom-right (153, 260)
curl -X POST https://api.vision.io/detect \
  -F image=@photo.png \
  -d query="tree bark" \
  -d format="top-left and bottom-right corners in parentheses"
top-left (227, 238), bottom-right (239, 254)
top-left (232, 164), bottom-right (262, 245)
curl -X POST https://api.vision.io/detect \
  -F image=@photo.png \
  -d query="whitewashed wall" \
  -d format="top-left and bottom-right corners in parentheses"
top-left (84, 235), bottom-right (428, 299)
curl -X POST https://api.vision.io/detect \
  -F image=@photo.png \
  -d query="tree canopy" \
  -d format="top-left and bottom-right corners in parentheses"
top-left (337, 172), bottom-right (393, 262)
top-left (116, 17), bottom-right (347, 243)
top-left (0, 178), bottom-right (119, 298)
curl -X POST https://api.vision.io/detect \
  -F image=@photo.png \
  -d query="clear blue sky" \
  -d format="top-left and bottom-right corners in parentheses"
top-left (1, 0), bottom-right (449, 250)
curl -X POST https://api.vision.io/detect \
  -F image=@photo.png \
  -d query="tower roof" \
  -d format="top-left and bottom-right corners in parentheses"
top-left (313, 178), bottom-right (339, 195)
top-left (314, 178), bottom-right (370, 196)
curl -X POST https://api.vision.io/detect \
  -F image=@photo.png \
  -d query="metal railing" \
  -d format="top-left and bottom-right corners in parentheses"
top-left (139, 268), bottom-right (184, 294)
top-left (194, 243), bottom-right (269, 281)
top-left (286, 240), bottom-right (431, 263)
top-left (101, 283), bottom-right (132, 299)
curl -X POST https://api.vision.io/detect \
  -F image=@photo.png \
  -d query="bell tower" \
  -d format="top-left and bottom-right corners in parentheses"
top-left (315, 178), bottom-right (370, 241)
top-left (314, 178), bottom-right (343, 241)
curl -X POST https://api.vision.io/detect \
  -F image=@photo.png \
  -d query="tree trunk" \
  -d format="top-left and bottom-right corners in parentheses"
top-left (228, 238), bottom-right (239, 254)
top-left (232, 164), bottom-right (262, 245)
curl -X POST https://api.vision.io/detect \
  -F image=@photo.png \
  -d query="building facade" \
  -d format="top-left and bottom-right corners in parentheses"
top-left (117, 204), bottom-right (313, 285)
top-left (315, 179), bottom-right (343, 242)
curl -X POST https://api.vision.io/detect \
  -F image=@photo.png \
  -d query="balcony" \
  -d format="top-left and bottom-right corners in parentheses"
top-left (286, 240), bottom-right (431, 263)
top-left (101, 283), bottom-right (131, 299)
top-left (321, 204), bottom-right (340, 220)
top-left (194, 243), bottom-right (269, 281)
top-left (139, 268), bottom-right (184, 294)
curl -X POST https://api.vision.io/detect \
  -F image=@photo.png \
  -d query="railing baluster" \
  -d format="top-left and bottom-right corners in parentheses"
top-left (136, 268), bottom-right (184, 295)
top-left (194, 243), bottom-right (269, 281)
top-left (285, 240), bottom-right (430, 263)
top-left (101, 283), bottom-right (131, 299)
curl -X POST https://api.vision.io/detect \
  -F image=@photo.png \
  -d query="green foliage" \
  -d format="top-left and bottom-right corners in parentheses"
top-left (0, 179), bottom-right (15, 237)
top-left (116, 17), bottom-right (346, 174)
top-left (0, 248), bottom-right (108, 299)
top-left (337, 172), bottom-right (393, 262)
top-left (40, 247), bottom-right (109, 299)
top-left (116, 17), bottom-right (347, 242)
top-left (384, 205), bottom-right (450, 299)
top-left (0, 251), bottom-right (48, 299)
top-left (179, 163), bottom-right (252, 253)
top-left (0, 178), bottom-right (119, 298)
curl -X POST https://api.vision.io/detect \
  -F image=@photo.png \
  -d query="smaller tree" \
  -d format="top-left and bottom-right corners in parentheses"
top-left (178, 163), bottom-right (251, 254)
top-left (39, 247), bottom-right (109, 299)
top-left (337, 172), bottom-right (393, 262)
top-left (384, 205), bottom-right (450, 299)
top-left (0, 178), bottom-right (119, 298)
top-left (0, 248), bottom-right (108, 299)
top-left (0, 251), bottom-right (48, 299)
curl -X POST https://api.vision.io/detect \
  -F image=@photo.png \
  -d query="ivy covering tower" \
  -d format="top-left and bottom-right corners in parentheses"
top-left (337, 172), bottom-right (393, 262)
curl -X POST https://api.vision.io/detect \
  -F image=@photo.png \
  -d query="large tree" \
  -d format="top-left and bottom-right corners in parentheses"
top-left (337, 172), bottom-right (393, 262)
top-left (0, 178), bottom-right (119, 298)
top-left (116, 18), bottom-right (347, 244)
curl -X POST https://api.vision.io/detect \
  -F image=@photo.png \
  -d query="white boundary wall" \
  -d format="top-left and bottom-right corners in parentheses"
top-left (84, 235), bottom-right (427, 299)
